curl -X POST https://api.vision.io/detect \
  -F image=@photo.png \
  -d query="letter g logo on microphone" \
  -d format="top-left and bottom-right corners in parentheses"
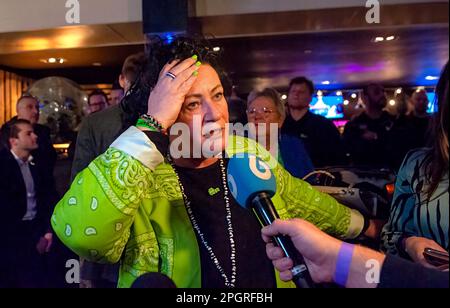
top-left (227, 154), bottom-right (276, 208)
top-left (249, 155), bottom-right (272, 180)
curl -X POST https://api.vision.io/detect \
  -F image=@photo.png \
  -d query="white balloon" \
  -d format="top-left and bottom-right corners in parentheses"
top-left (27, 77), bottom-right (87, 142)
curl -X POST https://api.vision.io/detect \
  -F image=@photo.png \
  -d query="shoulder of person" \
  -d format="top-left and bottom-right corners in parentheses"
top-left (309, 112), bottom-right (338, 129)
top-left (0, 148), bottom-right (17, 169)
top-left (79, 104), bottom-right (124, 132)
top-left (34, 123), bottom-right (51, 135)
top-left (349, 112), bottom-right (367, 123)
top-left (399, 147), bottom-right (431, 173)
top-left (0, 147), bottom-right (11, 160)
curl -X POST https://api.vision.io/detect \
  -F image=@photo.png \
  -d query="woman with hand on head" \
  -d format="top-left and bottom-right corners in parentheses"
top-left (51, 36), bottom-right (370, 288)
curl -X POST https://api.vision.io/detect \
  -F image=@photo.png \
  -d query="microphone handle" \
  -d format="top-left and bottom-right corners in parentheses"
top-left (252, 193), bottom-right (315, 288)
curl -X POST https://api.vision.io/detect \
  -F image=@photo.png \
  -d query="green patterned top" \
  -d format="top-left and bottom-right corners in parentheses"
top-left (51, 127), bottom-right (364, 288)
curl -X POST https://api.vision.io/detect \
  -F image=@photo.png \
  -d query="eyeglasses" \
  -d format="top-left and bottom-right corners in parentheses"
top-left (246, 107), bottom-right (274, 117)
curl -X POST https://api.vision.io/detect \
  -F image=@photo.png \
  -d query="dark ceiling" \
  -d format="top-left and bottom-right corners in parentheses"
top-left (1, 2), bottom-right (448, 93)
top-left (2, 25), bottom-right (448, 93)
top-left (215, 25), bottom-right (449, 93)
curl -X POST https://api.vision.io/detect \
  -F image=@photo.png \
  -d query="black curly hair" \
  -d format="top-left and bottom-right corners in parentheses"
top-left (120, 36), bottom-right (230, 128)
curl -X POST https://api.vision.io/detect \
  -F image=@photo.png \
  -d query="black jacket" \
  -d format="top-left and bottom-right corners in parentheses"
top-left (281, 112), bottom-right (345, 167)
top-left (0, 148), bottom-right (58, 249)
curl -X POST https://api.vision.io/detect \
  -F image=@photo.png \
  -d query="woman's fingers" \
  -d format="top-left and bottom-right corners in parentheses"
top-left (167, 56), bottom-right (198, 78)
top-left (177, 65), bottom-right (200, 92)
top-left (159, 59), bottom-right (181, 79)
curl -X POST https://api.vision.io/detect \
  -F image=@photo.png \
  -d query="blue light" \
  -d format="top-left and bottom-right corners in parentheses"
top-left (164, 33), bottom-right (174, 44)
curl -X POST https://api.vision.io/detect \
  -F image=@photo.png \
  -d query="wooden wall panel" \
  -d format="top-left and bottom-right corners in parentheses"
top-left (0, 69), bottom-right (34, 125)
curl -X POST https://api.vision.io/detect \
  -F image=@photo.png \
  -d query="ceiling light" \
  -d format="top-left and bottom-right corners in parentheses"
top-left (42, 57), bottom-right (66, 64)
top-left (213, 47), bottom-right (221, 52)
top-left (374, 37), bottom-right (384, 43)
top-left (281, 94), bottom-right (287, 100)
top-left (317, 90), bottom-right (323, 96)
top-left (351, 93), bottom-right (357, 99)
top-left (92, 62), bottom-right (102, 67)
top-left (425, 75), bottom-right (439, 81)
top-left (343, 100), bottom-right (349, 105)
top-left (389, 100), bottom-right (396, 106)
top-left (321, 81), bottom-right (331, 85)
top-left (336, 91), bottom-right (343, 96)
top-left (396, 88), bottom-right (402, 94)
top-left (386, 36), bottom-right (396, 41)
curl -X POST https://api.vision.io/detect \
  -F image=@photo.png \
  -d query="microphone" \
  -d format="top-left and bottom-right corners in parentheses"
top-left (227, 153), bottom-right (314, 288)
top-left (131, 273), bottom-right (177, 288)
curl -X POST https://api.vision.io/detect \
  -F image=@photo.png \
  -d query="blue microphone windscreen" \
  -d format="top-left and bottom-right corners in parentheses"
top-left (227, 154), bottom-right (276, 209)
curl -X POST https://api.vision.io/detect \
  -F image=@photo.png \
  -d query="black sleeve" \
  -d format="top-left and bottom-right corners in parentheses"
top-left (378, 255), bottom-right (449, 288)
top-left (38, 125), bottom-right (57, 168)
top-left (322, 119), bottom-right (346, 166)
top-left (70, 118), bottom-right (96, 181)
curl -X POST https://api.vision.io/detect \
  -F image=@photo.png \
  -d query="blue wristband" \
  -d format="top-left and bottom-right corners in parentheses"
top-left (334, 242), bottom-right (355, 287)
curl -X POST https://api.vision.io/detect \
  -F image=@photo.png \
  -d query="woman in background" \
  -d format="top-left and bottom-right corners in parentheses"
top-left (246, 88), bottom-right (314, 179)
top-left (381, 62), bottom-right (449, 268)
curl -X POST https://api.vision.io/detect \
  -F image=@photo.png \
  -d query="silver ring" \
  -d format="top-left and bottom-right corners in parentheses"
top-left (165, 72), bottom-right (177, 80)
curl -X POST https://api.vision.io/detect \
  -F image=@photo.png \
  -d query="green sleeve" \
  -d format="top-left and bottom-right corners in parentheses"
top-left (273, 165), bottom-right (364, 239)
top-left (226, 135), bottom-right (365, 239)
top-left (51, 147), bottom-right (154, 264)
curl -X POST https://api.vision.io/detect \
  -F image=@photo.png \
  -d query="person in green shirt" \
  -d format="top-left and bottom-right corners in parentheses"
top-left (52, 36), bottom-right (368, 288)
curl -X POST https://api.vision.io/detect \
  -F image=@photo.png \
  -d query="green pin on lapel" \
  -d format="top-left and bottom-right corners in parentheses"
top-left (208, 187), bottom-right (220, 196)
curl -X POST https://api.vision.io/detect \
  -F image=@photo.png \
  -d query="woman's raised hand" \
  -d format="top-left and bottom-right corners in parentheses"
top-left (147, 56), bottom-right (201, 129)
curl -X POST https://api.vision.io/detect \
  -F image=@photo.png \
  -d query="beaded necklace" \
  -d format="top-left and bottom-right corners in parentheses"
top-left (170, 158), bottom-right (237, 288)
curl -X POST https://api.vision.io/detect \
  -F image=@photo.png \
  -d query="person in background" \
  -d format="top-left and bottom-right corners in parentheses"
top-left (407, 89), bottom-right (431, 148)
top-left (227, 86), bottom-right (248, 125)
top-left (71, 52), bottom-right (147, 180)
top-left (343, 83), bottom-right (397, 169)
top-left (281, 77), bottom-right (345, 168)
top-left (109, 80), bottom-right (124, 106)
top-left (0, 119), bottom-right (58, 288)
top-left (381, 62), bottom-right (449, 267)
top-left (0, 94), bottom-right (57, 178)
top-left (391, 89), bottom-right (432, 168)
top-left (262, 219), bottom-right (448, 288)
top-left (246, 87), bottom-right (314, 179)
top-left (87, 89), bottom-right (109, 114)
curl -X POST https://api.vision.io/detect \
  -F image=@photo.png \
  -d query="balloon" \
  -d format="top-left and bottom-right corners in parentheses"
top-left (27, 77), bottom-right (88, 142)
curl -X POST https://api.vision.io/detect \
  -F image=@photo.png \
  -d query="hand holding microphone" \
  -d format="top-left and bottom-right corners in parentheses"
top-left (227, 154), bottom-right (315, 288)
top-left (261, 219), bottom-right (342, 285)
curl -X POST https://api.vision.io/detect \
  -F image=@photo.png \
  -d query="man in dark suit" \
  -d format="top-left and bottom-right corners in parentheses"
top-left (0, 119), bottom-right (58, 288)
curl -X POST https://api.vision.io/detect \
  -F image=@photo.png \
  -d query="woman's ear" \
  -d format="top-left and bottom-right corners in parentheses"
top-left (119, 74), bottom-right (127, 89)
